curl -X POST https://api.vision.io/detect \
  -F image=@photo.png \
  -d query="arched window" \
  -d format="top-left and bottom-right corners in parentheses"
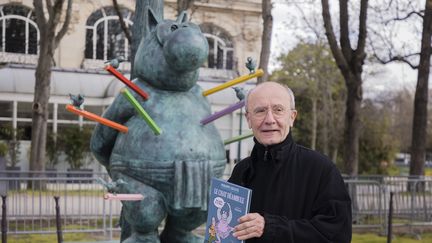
top-left (200, 24), bottom-right (234, 70)
top-left (0, 4), bottom-right (38, 54)
top-left (85, 7), bottom-right (133, 62)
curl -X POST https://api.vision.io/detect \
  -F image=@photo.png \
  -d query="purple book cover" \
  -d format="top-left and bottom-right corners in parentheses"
top-left (204, 177), bottom-right (252, 243)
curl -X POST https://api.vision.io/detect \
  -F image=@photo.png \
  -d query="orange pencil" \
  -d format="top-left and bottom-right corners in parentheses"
top-left (65, 105), bottom-right (128, 133)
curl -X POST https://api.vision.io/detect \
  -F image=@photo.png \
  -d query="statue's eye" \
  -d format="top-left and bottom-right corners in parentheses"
top-left (170, 24), bottom-right (178, 31)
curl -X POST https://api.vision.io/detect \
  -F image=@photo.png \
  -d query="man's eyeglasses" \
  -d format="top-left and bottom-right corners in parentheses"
top-left (248, 105), bottom-right (292, 119)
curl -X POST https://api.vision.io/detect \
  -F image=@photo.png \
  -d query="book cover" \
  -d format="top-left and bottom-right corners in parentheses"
top-left (204, 177), bottom-right (252, 243)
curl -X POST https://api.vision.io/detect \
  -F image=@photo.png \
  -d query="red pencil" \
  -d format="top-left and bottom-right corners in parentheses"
top-left (105, 65), bottom-right (149, 100)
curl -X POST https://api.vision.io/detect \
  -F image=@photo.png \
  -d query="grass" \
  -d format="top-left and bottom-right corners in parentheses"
top-left (352, 233), bottom-right (432, 243)
top-left (8, 218), bottom-right (120, 232)
top-left (7, 232), bottom-right (432, 243)
top-left (8, 232), bottom-right (113, 243)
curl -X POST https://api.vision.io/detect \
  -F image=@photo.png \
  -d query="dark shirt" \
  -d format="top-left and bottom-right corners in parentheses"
top-left (228, 133), bottom-right (352, 243)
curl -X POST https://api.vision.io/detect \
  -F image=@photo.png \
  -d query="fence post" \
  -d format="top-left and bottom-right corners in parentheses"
top-left (109, 199), bottom-right (113, 240)
top-left (1, 195), bottom-right (6, 243)
top-left (54, 196), bottom-right (63, 243)
top-left (409, 180), bottom-right (415, 235)
top-left (387, 192), bottom-right (393, 243)
top-left (382, 183), bottom-right (388, 236)
top-left (103, 192), bottom-right (106, 237)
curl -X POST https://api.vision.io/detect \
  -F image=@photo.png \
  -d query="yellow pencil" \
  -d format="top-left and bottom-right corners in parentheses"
top-left (202, 69), bottom-right (264, 96)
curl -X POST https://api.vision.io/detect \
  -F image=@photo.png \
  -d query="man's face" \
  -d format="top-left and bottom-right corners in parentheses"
top-left (245, 82), bottom-right (297, 146)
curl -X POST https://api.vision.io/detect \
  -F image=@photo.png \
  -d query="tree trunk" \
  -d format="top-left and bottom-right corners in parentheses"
top-left (311, 98), bottom-right (317, 150)
top-left (131, 0), bottom-right (164, 78)
top-left (409, 0), bottom-right (432, 177)
top-left (28, 27), bottom-right (55, 189)
top-left (257, 0), bottom-right (273, 83)
top-left (29, 43), bottom-right (53, 174)
top-left (343, 79), bottom-right (362, 176)
top-left (29, 0), bottom-right (72, 189)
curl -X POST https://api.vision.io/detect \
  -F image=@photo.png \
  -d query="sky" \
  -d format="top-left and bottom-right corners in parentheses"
top-left (269, 1), bottom-right (419, 97)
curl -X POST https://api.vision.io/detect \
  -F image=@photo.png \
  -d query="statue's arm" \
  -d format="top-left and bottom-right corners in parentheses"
top-left (90, 94), bottom-right (134, 167)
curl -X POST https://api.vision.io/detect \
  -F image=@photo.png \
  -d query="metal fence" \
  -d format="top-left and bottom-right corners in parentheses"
top-left (0, 172), bottom-right (431, 239)
top-left (0, 171), bottom-right (122, 240)
top-left (345, 176), bottom-right (432, 236)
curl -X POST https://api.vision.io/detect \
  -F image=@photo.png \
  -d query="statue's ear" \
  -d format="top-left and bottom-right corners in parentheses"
top-left (176, 11), bottom-right (188, 24)
top-left (146, 6), bottom-right (160, 32)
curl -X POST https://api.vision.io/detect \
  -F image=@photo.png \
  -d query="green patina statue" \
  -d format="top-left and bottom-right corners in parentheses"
top-left (90, 7), bottom-right (226, 243)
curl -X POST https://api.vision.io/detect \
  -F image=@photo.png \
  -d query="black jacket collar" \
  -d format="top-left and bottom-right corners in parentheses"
top-left (252, 133), bottom-right (295, 164)
top-left (240, 133), bottom-right (295, 185)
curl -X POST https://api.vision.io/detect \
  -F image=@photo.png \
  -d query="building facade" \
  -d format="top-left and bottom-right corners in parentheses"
top-left (0, 0), bottom-right (262, 172)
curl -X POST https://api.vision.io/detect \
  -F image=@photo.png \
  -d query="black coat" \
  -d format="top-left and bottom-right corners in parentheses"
top-left (228, 133), bottom-right (352, 243)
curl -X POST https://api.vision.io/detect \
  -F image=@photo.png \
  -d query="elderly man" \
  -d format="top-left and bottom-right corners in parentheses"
top-left (229, 81), bottom-right (352, 243)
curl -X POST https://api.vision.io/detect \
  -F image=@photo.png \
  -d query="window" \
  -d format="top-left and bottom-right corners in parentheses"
top-left (85, 7), bottom-right (133, 62)
top-left (200, 24), bottom-right (234, 70)
top-left (0, 4), bottom-right (38, 54)
top-left (0, 101), bottom-right (12, 118)
top-left (17, 102), bottom-right (33, 119)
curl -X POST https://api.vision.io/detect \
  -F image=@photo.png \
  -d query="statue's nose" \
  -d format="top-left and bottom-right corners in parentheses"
top-left (163, 28), bottom-right (209, 72)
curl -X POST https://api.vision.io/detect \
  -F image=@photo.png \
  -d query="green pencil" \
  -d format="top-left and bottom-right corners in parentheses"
top-left (121, 88), bottom-right (162, 135)
top-left (224, 132), bottom-right (254, 145)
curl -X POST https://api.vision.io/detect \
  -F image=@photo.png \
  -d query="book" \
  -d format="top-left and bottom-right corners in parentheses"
top-left (204, 177), bottom-right (252, 243)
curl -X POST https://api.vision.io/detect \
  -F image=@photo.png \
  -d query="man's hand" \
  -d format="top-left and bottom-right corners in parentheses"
top-left (233, 213), bottom-right (265, 240)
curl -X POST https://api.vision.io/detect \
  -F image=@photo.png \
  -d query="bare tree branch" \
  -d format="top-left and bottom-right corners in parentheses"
top-left (321, 0), bottom-right (349, 74)
top-left (339, 0), bottom-right (352, 60)
top-left (34, 0), bottom-right (47, 29)
top-left (113, 0), bottom-right (131, 43)
top-left (54, 0), bottom-right (72, 49)
top-left (177, 0), bottom-right (195, 16)
top-left (50, 0), bottom-right (64, 27)
top-left (384, 10), bottom-right (424, 24)
top-left (372, 51), bottom-right (419, 69)
top-left (356, 0), bottom-right (368, 57)
top-left (45, 0), bottom-right (53, 17)
top-left (294, 4), bottom-right (322, 41)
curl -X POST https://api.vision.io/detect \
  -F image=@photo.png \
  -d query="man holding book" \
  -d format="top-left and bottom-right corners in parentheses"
top-left (228, 81), bottom-right (352, 243)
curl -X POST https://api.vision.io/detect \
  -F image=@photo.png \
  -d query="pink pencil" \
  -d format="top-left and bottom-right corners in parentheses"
top-left (103, 193), bottom-right (144, 201)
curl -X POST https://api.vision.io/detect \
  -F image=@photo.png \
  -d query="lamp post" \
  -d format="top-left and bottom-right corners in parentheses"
top-left (237, 107), bottom-right (243, 163)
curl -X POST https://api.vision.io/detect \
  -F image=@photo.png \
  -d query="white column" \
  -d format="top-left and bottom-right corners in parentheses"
top-left (78, 104), bottom-right (84, 128)
top-left (53, 103), bottom-right (58, 134)
top-left (12, 101), bottom-right (17, 138)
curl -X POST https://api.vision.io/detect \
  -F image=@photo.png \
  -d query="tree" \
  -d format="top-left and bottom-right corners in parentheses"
top-left (271, 43), bottom-right (345, 160)
top-left (370, 0), bottom-right (432, 176)
top-left (57, 126), bottom-right (93, 169)
top-left (359, 99), bottom-right (400, 175)
top-left (112, 0), bottom-right (132, 44)
top-left (258, 0), bottom-right (273, 83)
top-left (30, 0), bottom-right (73, 177)
top-left (321, 0), bottom-right (369, 176)
top-left (0, 125), bottom-right (24, 168)
top-left (388, 88), bottom-right (414, 153)
top-left (177, 0), bottom-right (195, 16)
